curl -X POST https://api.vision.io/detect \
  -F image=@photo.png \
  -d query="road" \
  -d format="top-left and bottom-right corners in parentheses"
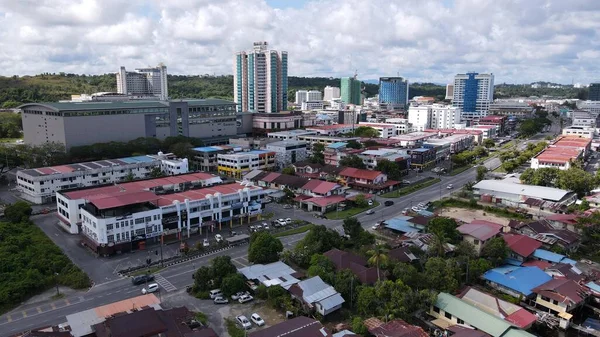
top-left (0, 156), bottom-right (502, 336)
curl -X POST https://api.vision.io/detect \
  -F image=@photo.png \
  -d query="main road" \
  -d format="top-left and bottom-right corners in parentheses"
top-left (0, 156), bottom-right (501, 337)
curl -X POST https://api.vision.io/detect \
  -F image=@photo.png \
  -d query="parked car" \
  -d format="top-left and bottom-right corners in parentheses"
top-left (384, 201), bottom-right (394, 206)
top-left (371, 223), bottom-right (381, 230)
top-left (412, 206), bottom-right (421, 212)
top-left (366, 209), bottom-right (375, 215)
top-left (236, 315), bottom-right (252, 330)
top-left (238, 294), bottom-right (254, 303)
top-left (285, 218), bottom-right (292, 225)
top-left (203, 239), bottom-right (210, 247)
top-left (283, 204), bottom-right (292, 209)
top-left (131, 274), bottom-right (154, 285)
top-left (447, 184), bottom-right (454, 189)
top-left (262, 222), bottom-right (270, 229)
top-left (417, 202), bottom-right (425, 208)
top-left (251, 313), bottom-right (265, 327)
top-left (213, 296), bottom-right (229, 304)
top-left (401, 208), bottom-right (409, 215)
top-left (141, 283), bottom-right (159, 294)
top-left (402, 180), bottom-right (411, 184)
top-left (209, 289), bottom-right (223, 299)
top-left (277, 219), bottom-right (287, 226)
top-left (215, 234), bottom-right (223, 243)
top-left (231, 291), bottom-right (250, 300)
top-left (229, 230), bottom-right (237, 237)
top-left (368, 200), bottom-right (374, 206)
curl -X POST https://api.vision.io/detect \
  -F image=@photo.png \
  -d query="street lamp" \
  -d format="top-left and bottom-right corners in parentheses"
top-left (55, 272), bottom-right (60, 296)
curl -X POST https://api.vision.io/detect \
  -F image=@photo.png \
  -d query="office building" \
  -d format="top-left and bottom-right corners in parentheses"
top-left (430, 104), bottom-right (461, 129)
top-left (324, 86), bottom-right (341, 101)
top-left (445, 84), bottom-right (454, 100)
top-left (378, 77), bottom-right (409, 109)
top-left (452, 72), bottom-right (494, 119)
top-left (295, 90), bottom-right (307, 104)
top-left (17, 152), bottom-right (188, 205)
top-left (190, 145), bottom-right (236, 172)
top-left (578, 101), bottom-right (600, 116)
top-left (20, 99), bottom-right (249, 149)
top-left (252, 111), bottom-right (316, 134)
top-left (341, 76), bottom-right (361, 105)
top-left (116, 64), bottom-right (168, 100)
top-left (408, 105), bottom-right (432, 131)
top-left (218, 150), bottom-right (276, 179)
top-left (589, 83), bottom-right (600, 101)
top-left (234, 41), bottom-right (288, 113)
top-left (266, 140), bottom-right (308, 168)
top-left (296, 90), bottom-right (321, 104)
top-left (301, 100), bottom-right (324, 111)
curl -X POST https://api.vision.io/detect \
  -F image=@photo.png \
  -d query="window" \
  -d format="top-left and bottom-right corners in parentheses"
top-left (135, 218), bottom-right (144, 224)
top-left (145, 216), bottom-right (151, 222)
top-left (445, 312), bottom-right (452, 319)
top-left (116, 233), bottom-right (120, 241)
top-left (473, 239), bottom-right (480, 245)
top-left (107, 235), bottom-right (114, 243)
top-left (433, 306), bottom-right (440, 314)
top-left (457, 319), bottom-right (464, 324)
top-left (116, 223), bottom-right (120, 229)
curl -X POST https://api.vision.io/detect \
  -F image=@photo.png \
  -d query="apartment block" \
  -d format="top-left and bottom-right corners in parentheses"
top-left (217, 150), bottom-right (276, 179)
top-left (324, 86), bottom-right (341, 101)
top-left (265, 140), bottom-right (308, 168)
top-left (117, 64), bottom-right (168, 100)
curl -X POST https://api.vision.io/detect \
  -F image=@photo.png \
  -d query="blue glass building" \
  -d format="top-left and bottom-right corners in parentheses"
top-left (378, 77), bottom-right (409, 109)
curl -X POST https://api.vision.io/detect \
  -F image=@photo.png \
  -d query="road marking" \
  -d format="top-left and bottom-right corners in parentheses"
top-left (232, 259), bottom-right (247, 267)
top-left (36, 307), bottom-right (42, 313)
top-left (21, 311), bottom-right (27, 318)
top-left (154, 274), bottom-right (177, 292)
top-left (51, 303), bottom-right (56, 310)
top-left (6, 315), bottom-right (11, 322)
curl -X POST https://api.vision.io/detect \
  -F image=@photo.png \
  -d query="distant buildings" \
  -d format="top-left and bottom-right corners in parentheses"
top-left (295, 90), bottom-right (322, 104)
top-left (217, 150), bottom-right (276, 179)
top-left (378, 77), bottom-right (409, 109)
top-left (445, 84), bottom-right (454, 100)
top-left (234, 41), bottom-right (288, 113)
top-left (408, 104), bottom-right (461, 131)
top-left (408, 105), bottom-right (432, 131)
top-left (341, 76), bottom-right (362, 105)
top-left (116, 64), bottom-right (168, 100)
top-left (324, 85), bottom-right (341, 101)
top-left (588, 83), bottom-right (600, 101)
top-left (452, 72), bottom-right (494, 119)
top-left (531, 135), bottom-right (591, 170)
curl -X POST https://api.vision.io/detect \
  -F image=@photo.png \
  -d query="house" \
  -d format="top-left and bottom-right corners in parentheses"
top-left (298, 195), bottom-right (347, 214)
top-left (401, 232), bottom-right (456, 254)
top-left (483, 266), bottom-right (552, 298)
top-left (503, 234), bottom-right (542, 262)
top-left (238, 261), bottom-right (301, 289)
top-left (383, 216), bottom-right (426, 234)
top-left (513, 220), bottom-right (581, 251)
top-left (363, 317), bottom-right (428, 337)
top-left (457, 220), bottom-right (504, 255)
top-left (532, 278), bottom-right (590, 329)
top-left (288, 276), bottom-right (345, 316)
top-left (339, 168), bottom-right (387, 186)
top-left (430, 293), bottom-right (536, 337)
top-left (532, 249), bottom-right (577, 265)
top-left (300, 180), bottom-right (342, 197)
top-left (332, 330), bottom-right (360, 337)
top-left (545, 263), bottom-right (586, 283)
top-left (323, 249), bottom-right (379, 284)
top-left (292, 161), bottom-right (324, 178)
top-left (249, 316), bottom-right (332, 337)
top-left (546, 213), bottom-right (581, 233)
top-left (388, 246), bottom-right (420, 263)
top-left (456, 287), bottom-right (537, 329)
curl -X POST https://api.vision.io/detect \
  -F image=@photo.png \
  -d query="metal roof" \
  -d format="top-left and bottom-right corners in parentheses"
top-left (473, 180), bottom-right (572, 202)
top-left (297, 276), bottom-right (344, 310)
top-left (238, 261), bottom-right (299, 289)
top-left (532, 249), bottom-right (574, 264)
top-left (18, 98), bottom-right (234, 111)
top-left (483, 266), bottom-right (552, 296)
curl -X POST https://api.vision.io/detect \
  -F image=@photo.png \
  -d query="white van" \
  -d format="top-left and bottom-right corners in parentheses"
top-left (209, 289), bottom-right (223, 299)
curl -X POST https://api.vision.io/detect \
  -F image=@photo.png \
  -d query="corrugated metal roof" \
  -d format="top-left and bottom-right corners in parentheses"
top-left (483, 266), bottom-right (552, 296)
top-left (317, 293), bottom-right (345, 311)
top-left (19, 99), bottom-right (234, 111)
top-left (473, 180), bottom-right (571, 202)
top-left (532, 249), bottom-right (569, 263)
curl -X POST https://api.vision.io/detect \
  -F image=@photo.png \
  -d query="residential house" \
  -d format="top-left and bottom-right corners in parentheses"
top-left (299, 180), bottom-right (342, 197)
top-left (324, 142), bottom-right (349, 166)
top-left (532, 278), bottom-right (590, 329)
top-left (388, 246), bottom-right (420, 264)
top-left (483, 266), bottom-right (552, 298)
top-left (288, 276), bottom-right (345, 316)
top-left (292, 161), bottom-right (324, 178)
top-left (339, 168), bottom-right (399, 193)
top-left (532, 249), bottom-right (578, 265)
top-left (545, 263), bottom-right (586, 283)
top-left (545, 214), bottom-right (580, 233)
top-left (238, 261), bottom-right (301, 289)
top-left (298, 195), bottom-right (347, 214)
top-left (456, 287), bottom-right (537, 329)
top-left (503, 234), bottom-right (542, 262)
top-left (248, 316), bottom-right (332, 337)
top-left (323, 248), bottom-right (379, 284)
top-left (457, 220), bottom-right (505, 255)
top-left (363, 317), bottom-right (428, 337)
top-left (430, 292), bottom-right (536, 337)
top-left (512, 220), bottom-right (581, 251)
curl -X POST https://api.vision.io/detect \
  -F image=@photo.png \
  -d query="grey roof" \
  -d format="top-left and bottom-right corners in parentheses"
top-left (297, 276), bottom-right (345, 310)
top-left (238, 261), bottom-right (299, 289)
top-left (18, 98), bottom-right (235, 112)
top-left (473, 180), bottom-right (572, 202)
top-left (67, 303), bottom-right (162, 337)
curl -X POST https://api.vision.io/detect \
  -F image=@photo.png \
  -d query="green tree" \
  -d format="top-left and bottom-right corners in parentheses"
top-left (501, 160), bottom-right (520, 173)
top-left (211, 256), bottom-right (237, 288)
top-left (124, 172), bottom-right (135, 182)
top-left (367, 244), bottom-right (389, 281)
top-left (351, 317), bottom-right (369, 336)
top-left (248, 231), bottom-right (284, 264)
top-left (266, 285), bottom-right (288, 308)
top-left (220, 273), bottom-right (246, 297)
top-left (193, 266), bottom-right (213, 292)
top-left (356, 286), bottom-right (378, 316)
top-left (254, 284), bottom-right (268, 299)
top-left (334, 269), bottom-right (360, 306)
top-left (353, 126), bottom-right (380, 138)
top-left (483, 138), bottom-right (495, 148)
top-left (424, 257), bottom-right (460, 293)
top-left (580, 199), bottom-right (591, 211)
top-left (520, 167), bottom-right (559, 186)
top-left (476, 165), bottom-right (487, 181)
top-left (149, 167), bottom-right (164, 178)
top-left (427, 217), bottom-right (461, 243)
top-left (282, 167), bottom-right (296, 175)
top-left (556, 167), bottom-right (597, 197)
top-left (454, 241), bottom-right (478, 260)
top-left (4, 201), bottom-right (32, 223)
top-left (353, 194), bottom-right (369, 208)
top-left (307, 254), bottom-right (336, 284)
top-left (339, 155), bottom-right (366, 169)
top-left (346, 140), bottom-right (363, 149)
top-left (292, 225), bottom-right (342, 267)
top-left (481, 237), bottom-right (509, 267)
top-left (375, 159), bottom-right (402, 180)
top-left (468, 258), bottom-right (493, 283)
top-left (343, 217), bottom-right (363, 241)
top-left (309, 143), bottom-right (325, 165)
top-left (391, 263), bottom-right (422, 289)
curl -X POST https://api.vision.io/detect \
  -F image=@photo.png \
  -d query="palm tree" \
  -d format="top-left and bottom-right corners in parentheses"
top-left (367, 244), bottom-right (389, 282)
top-left (428, 232), bottom-right (449, 258)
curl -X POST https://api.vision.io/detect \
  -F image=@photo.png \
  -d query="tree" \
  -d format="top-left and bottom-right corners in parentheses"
top-left (248, 231), bottom-right (284, 264)
top-left (307, 254), bottom-right (336, 284)
top-left (367, 244), bottom-right (389, 281)
top-left (354, 126), bottom-right (380, 138)
top-left (149, 167), bottom-right (164, 178)
top-left (124, 171), bottom-right (135, 182)
top-left (481, 237), bottom-right (509, 267)
top-left (343, 217), bottom-right (363, 241)
top-left (266, 285), bottom-right (288, 308)
top-left (339, 155), bottom-right (366, 169)
top-left (353, 194), bottom-right (369, 208)
top-left (356, 286), bottom-right (378, 316)
top-left (476, 165), bottom-right (487, 181)
top-left (334, 269), bottom-right (360, 306)
top-left (4, 201), bottom-right (32, 223)
top-left (483, 138), bottom-right (495, 148)
top-left (454, 241), bottom-right (478, 260)
top-left (211, 256), bottom-right (237, 288)
top-left (556, 167), bottom-right (597, 197)
top-left (580, 199), bottom-right (591, 211)
top-left (501, 160), bottom-right (520, 173)
top-left (391, 263), bottom-right (422, 289)
top-left (352, 317), bottom-right (369, 336)
top-left (220, 273), bottom-right (246, 297)
top-left (520, 167), bottom-right (559, 187)
top-left (293, 225), bottom-right (342, 267)
top-left (346, 140), bottom-right (362, 149)
top-left (309, 143), bottom-right (325, 165)
top-left (282, 187), bottom-right (295, 201)
top-left (193, 266), bottom-right (213, 292)
top-left (363, 140), bottom-right (380, 148)
top-left (424, 257), bottom-right (460, 293)
top-left (468, 258), bottom-right (493, 282)
top-left (376, 159), bottom-right (402, 180)
top-left (282, 167), bottom-right (296, 175)
top-left (427, 217), bottom-right (461, 243)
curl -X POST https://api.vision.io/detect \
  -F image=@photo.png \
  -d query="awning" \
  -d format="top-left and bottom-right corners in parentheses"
top-left (558, 312), bottom-right (573, 320)
top-left (431, 318), bottom-right (454, 329)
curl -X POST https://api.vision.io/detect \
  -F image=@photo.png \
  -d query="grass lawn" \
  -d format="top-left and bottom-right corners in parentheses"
top-left (0, 138), bottom-right (22, 143)
top-left (273, 225), bottom-right (312, 237)
top-left (493, 166), bottom-right (506, 173)
top-left (325, 201), bottom-right (380, 220)
top-left (130, 266), bottom-right (164, 276)
top-left (381, 178), bottom-right (441, 198)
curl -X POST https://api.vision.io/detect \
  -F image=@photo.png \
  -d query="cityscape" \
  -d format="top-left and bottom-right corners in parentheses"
top-left (2, 1), bottom-right (600, 337)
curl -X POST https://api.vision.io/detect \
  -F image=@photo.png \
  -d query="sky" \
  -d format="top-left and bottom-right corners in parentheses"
top-left (0, 0), bottom-right (599, 84)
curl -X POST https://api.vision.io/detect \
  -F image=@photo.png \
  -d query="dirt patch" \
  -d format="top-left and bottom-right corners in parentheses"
top-left (442, 207), bottom-right (511, 226)
top-left (226, 301), bottom-right (286, 332)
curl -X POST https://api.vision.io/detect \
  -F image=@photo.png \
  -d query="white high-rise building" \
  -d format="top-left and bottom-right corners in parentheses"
top-left (307, 90), bottom-right (322, 101)
top-left (295, 90), bottom-right (308, 104)
top-left (116, 64), bottom-right (168, 100)
top-left (408, 105), bottom-right (432, 132)
top-left (234, 41), bottom-right (288, 113)
top-left (324, 86), bottom-right (341, 101)
top-left (430, 104), bottom-right (461, 129)
top-left (452, 73), bottom-right (494, 119)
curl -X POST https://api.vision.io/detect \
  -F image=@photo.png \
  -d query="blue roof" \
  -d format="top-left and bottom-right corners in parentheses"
top-left (327, 142), bottom-right (347, 149)
top-left (504, 258), bottom-right (523, 266)
top-left (533, 249), bottom-right (573, 264)
top-left (418, 210), bottom-right (434, 217)
top-left (483, 266), bottom-right (552, 296)
top-left (587, 282), bottom-right (600, 294)
top-left (583, 318), bottom-right (600, 332)
top-left (384, 216), bottom-right (425, 233)
top-left (192, 146), bottom-right (222, 152)
top-left (120, 156), bottom-right (155, 163)
top-left (411, 148), bottom-right (430, 153)
top-left (248, 150), bottom-right (270, 154)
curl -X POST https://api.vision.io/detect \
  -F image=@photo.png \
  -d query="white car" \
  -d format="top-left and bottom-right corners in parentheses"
top-left (417, 202), bottom-right (426, 208)
top-left (411, 206), bottom-right (421, 212)
top-left (203, 239), bottom-right (210, 247)
top-left (368, 200), bottom-right (374, 206)
top-left (371, 223), bottom-right (380, 230)
top-left (251, 313), bottom-right (265, 327)
top-left (142, 283), bottom-right (159, 294)
top-left (366, 209), bottom-right (375, 215)
top-left (231, 291), bottom-right (250, 300)
top-left (285, 218), bottom-right (292, 225)
top-left (262, 222), bottom-right (270, 230)
top-left (215, 234), bottom-right (223, 243)
top-left (277, 219), bottom-right (287, 226)
top-left (447, 184), bottom-right (454, 189)
top-left (213, 296), bottom-right (229, 304)
top-left (236, 315), bottom-right (252, 330)
top-left (239, 294), bottom-right (254, 303)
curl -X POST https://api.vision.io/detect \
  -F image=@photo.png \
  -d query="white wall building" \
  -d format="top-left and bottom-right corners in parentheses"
top-left (324, 86), bottom-right (341, 101)
top-left (383, 118), bottom-right (412, 134)
top-left (430, 105), bottom-right (461, 129)
top-left (116, 64), bottom-right (168, 100)
top-left (578, 101), bottom-right (600, 116)
top-left (452, 73), bottom-right (494, 119)
top-left (17, 152), bottom-right (188, 204)
top-left (562, 127), bottom-right (595, 138)
top-left (267, 130), bottom-right (317, 141)
top-left (295, 90), bottom-right (308, 104)
top-left (358, 122), bottom-right (397, 138)
top-left (408, 105), bottom-right (432, 131)
top-left (265, 140), bottom-right (308, 168)
top-left (301, 101), bottom-right (324, 111)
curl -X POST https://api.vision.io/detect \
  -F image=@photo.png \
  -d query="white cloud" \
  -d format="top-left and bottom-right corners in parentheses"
top-left (0, 0), bottom-right (598, 84)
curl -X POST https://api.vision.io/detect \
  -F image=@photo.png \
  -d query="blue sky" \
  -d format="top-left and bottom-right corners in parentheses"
top-left (265, 0), bottom-right (309, 9)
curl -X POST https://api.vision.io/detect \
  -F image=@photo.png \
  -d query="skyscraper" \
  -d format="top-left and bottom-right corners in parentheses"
top-left (116, 63), bottom-right (168, 100)
top-left (234, 41), bottom-right (288, 113)
top-left (589, 83), bottom-right (600, 101)
top-left (452, 72), bottom-right (494, 119)
top-left (341, 76), bottom-right (361, 105)
top-left (378, 77), bottom-right (409, 109)
top-left (295, 90), bottom-right (322, 104)
top-left (324, 86), bottom-right (341, 101)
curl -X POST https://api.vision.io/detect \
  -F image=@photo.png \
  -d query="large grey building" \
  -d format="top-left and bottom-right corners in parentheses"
top-left (117, 64), bottom-right (169, 100)
top-left (21, 99), bottom-right (253, 149)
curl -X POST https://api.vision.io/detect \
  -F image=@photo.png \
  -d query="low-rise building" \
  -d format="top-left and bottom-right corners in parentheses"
top-left (299, 180), bottom-right (342, 197)
top-left (409, 148), bottom-right (436, 169)
top-left (288, 276), bottom-right (344, 316)
top-left (503, 233), bottom-right (543, 262)
top-left (306, 124), bottom-right (356, 136)
top-left (267, 130), bottom-right (317, 141)
top-left (217, 150), bottom-right (276, 179)
top-left (364, 317), bottom-right (428, 337)
top-left (472, 179), bottom-right (577, 208)
top-left (357, 122), bottom-right (397, 138)
top-left (572, 110), bottom-right (599, 127)
top-left (577, 100), bottom-right (600, 116)
top-left (488, 101), bottom-right (534, 118)
top-left (238, 261), bottom-right (300, 289)
top-left (324, 142), bottom-right (348, 166)
top-left (297, 134), bottom-right (360, 147)
top-left (382, 117), bottom-right (412, 134)
top-left (561, 126), bottom-right (595, 138)
top-left (531, 136), bottom-right (591, 170)
top-left (457, 220), bottom-right (504, 255)
top-left (252, 111), bottom-right (313, 135)
top-left (358, 148), bottom-right (410, 171)
top-left (191, 145), bottom-right (236, 172)
top-left (390, 132), bottom-right (436, 148)
top-left (483, 266), bottom-right (552, 298)
top-left (17, 152), bottom-right (189, 204)
top-left (467, 125), bottom-right (498, 139)
top-left (339, 167), bottom-right (387, 187)
top-left (532, 278), bottom-right (590, 329)
top-left (265, 140), bottom-right (308, 169)
top-left (229, 137), bottom-right (277, 150)
top-left (478, 115), bottom-right (508, 135)
top-left (301, 100), bottom-right (325, 111)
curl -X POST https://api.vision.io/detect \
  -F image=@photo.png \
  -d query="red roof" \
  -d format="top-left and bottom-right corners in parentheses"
top-left (505, 309), bottom-right (537, 329)
top-left (300, 179), bottom-right (322, 191)
top-left (503, 233), bottom-right (542, 258)
top-left (522, 260), bottom-right (552, 270)
top-left (340, 167), bottom-right (383, 180)
top-left (324, 248), bottom-right (378, 284)
top-left (532, 278), bottom-right (590, 305)
top-left (479, 115), bottom-right (506, 122)
top-left (546, 213), bottom-right (579, 224)
top-left (89, 190), bottom-right (158, 210)
top-left (365, 318), bottom-right (428, 337)
top-left (154, 183), bottom-right (261, 207)
top-left (261, 172), bottom-right (281, 183)
top-left (303, 195), bottom-right (346, 207)
top-left (313, 181), bottom-right (339, 194)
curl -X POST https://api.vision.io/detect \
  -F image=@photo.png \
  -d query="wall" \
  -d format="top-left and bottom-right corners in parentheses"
top-left (63, 113), bottom-right (148, 149)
